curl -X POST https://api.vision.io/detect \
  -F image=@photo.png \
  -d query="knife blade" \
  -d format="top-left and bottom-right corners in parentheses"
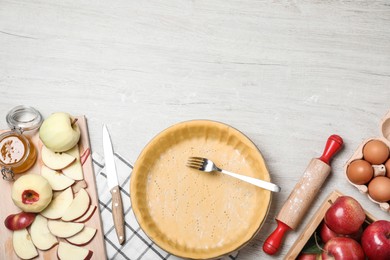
top-left (103, 124), bottom-right (125, 245)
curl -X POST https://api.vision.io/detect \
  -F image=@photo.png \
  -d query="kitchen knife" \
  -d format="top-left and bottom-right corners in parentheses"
top-left (103, 124), bottom-right (125, 245)
top-left (263, 135), bottom-right (343, 255)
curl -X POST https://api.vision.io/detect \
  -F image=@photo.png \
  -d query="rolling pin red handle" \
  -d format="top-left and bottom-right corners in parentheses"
top-left (318, 134), bottom-right (344, 165)
top-left (263, 220), bottom-right (291, 255)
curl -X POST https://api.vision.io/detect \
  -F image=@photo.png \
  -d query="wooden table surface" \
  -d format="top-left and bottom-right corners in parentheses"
top-left (1, 0), bottom-right (389, 259)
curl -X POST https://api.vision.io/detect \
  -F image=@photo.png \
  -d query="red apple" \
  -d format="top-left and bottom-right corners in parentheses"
top-left (361, 220), bottom-right (390, 260)
top-left (320, 221), bottom-right (363, 243)
top-left (324, 196), bottom-right (365, 235)
top-left (4, 212), bottom-right (36, 231)
top-left (320, 222), bottom-right (337, 243)
top-left (322, 237), bottom-right (365, 260)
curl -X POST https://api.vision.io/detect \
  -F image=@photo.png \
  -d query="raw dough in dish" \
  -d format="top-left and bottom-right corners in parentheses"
top-left (131, 120), bottom-right (271, 259)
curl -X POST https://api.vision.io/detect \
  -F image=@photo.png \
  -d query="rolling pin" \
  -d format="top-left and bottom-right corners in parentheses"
top-left (263, 134), bottom-right (343, 255)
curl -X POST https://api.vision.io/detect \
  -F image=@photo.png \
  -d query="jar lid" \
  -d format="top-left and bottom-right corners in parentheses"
top-left (6, 106), bottom-right (43, 132)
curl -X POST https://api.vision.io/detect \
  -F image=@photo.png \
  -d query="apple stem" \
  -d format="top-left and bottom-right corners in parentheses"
top-left (71, 118), bottom-right (78, 127)
top-left (314, 231), bottom-right (326, 253)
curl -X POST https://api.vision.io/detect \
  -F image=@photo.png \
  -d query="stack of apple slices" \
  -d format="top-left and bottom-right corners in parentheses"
top-left (36, 185), bottom-right (97, 259)
top-left (7, 186), bottom-right (98, 259)
top-left (38, 143), bottom-right (98, 259)
top-left (40, 140), bottom-right (97, 226)
top-left (40, 188), bottom-right (96, 222)
top-left (41, 145), bottom-right (84, 183)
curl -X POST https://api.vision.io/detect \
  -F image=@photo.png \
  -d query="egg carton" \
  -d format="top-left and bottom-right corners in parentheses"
top-left (344, 110), bottom-right (390, 213)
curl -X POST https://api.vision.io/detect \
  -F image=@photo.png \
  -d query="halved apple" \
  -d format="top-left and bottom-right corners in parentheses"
top-left (41, 165), bottom-right (75, 191)
top-left (4, 212), bottom-right (36, 231)
top-left (30, 214), bottom-right (58, 250)
top-left (57, 241), bottom-right (93, 260)
top-left (13, 228), bottom-right (38, 260)
top-left (47, 220), bottom-right (84, 238)
top-left (11, 174), bottom-right (53, 213)
top-left (62, 145), bottom-right (84, 181)
top-left (74, 205), bottom-right (97, 223)
top-left (61, 188), bottom-right (90, 222)
top-left (41, 187), bottom-right (73, 219)
top-left (65, 226), bottom-right (97, 246)
top-left (41, 145), bottom-right (76, 170)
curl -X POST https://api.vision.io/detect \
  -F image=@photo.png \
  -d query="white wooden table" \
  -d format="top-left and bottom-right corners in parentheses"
top-left (1, 0), bottom-right (389, 259)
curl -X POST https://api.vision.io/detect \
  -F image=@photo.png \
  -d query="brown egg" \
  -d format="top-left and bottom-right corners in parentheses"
top-left (347, 159), bottom-right (374, 185)
top-left (385, 158), bottom-right (390, 178)
top-left (368, 176), bottom-right (390, 202)
top-left (363, 140), bottom-right (389, 165)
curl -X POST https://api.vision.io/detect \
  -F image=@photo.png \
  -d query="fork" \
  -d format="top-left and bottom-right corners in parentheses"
top-left (186, 157), bottom-right (281, 192)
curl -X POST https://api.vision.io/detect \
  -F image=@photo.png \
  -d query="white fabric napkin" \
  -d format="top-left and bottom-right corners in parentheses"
top-left (92, 152), bottom-right (239, 260)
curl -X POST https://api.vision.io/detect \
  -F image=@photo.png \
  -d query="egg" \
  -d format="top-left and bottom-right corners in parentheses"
top-left (346, 159), bottom-right (373, 185)
top-left (368, 176), bottom-right (390, 202)
top-left (363, 140), bottom-right (389, 165)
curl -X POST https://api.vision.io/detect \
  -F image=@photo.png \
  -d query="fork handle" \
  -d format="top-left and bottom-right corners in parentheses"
top-left (219, 169), bottom-right (281, 192)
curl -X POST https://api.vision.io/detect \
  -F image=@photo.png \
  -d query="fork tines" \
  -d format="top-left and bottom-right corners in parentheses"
top-left (186, 157), bottom-right (205, 170)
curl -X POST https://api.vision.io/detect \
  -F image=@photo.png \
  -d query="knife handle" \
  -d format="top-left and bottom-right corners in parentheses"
top-left (111, 185), bottom-right (125, 245)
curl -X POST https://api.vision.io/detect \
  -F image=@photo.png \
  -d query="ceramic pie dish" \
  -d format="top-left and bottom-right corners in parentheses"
top-left (130, 120), bottom-right (272, 259)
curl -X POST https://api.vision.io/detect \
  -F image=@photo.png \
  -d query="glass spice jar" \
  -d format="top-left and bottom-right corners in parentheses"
top-left (0, 106), bottom-right (42, 181)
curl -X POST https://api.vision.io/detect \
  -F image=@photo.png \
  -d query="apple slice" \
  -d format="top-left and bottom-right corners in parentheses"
top-left (4, 212), bottom-right (36, 231)
top-left (80, 148), bottom-right (90, 165)
top-left (62, 188), bottom-right (90, 222)
top-left (30, 214), bottom-right (58, 250)
top-left (57, 241), bottom-right (93, 260)
top-left (74, 205), bottom-right (97, 223)
top-left (62, 145), bottom-right (84, 181)
top-left (66, 226), bottom-right (97, 246)
top-left (41, 187), bottom-right (73, 219)
top-left (72, 180), bottom-right (88, 193)
top-left (42, 145), bottom-right (76, 170)
top-left (41, 165), bottom-right (75, 191)
top-left (13, 228), bottom-right (38, 260)
top-left (47, 220), bottom-right (84, 238)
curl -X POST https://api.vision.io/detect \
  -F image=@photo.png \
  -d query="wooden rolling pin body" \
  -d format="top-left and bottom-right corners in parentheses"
top-left (263, 135), bottom-right (343, 255)
top-left (276, 158), bottom-right (330, 229)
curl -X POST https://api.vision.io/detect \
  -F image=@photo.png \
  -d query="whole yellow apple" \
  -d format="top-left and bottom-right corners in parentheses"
top-left (39, 112), bottom-right (80, 152)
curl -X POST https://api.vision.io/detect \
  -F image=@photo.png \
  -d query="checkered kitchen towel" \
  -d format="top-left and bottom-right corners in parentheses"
top-left (92, 152), bottom-right (239, 260)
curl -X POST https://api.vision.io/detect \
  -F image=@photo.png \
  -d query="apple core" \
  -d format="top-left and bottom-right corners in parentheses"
top-left (22, 190), bottom-right (40, 204)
